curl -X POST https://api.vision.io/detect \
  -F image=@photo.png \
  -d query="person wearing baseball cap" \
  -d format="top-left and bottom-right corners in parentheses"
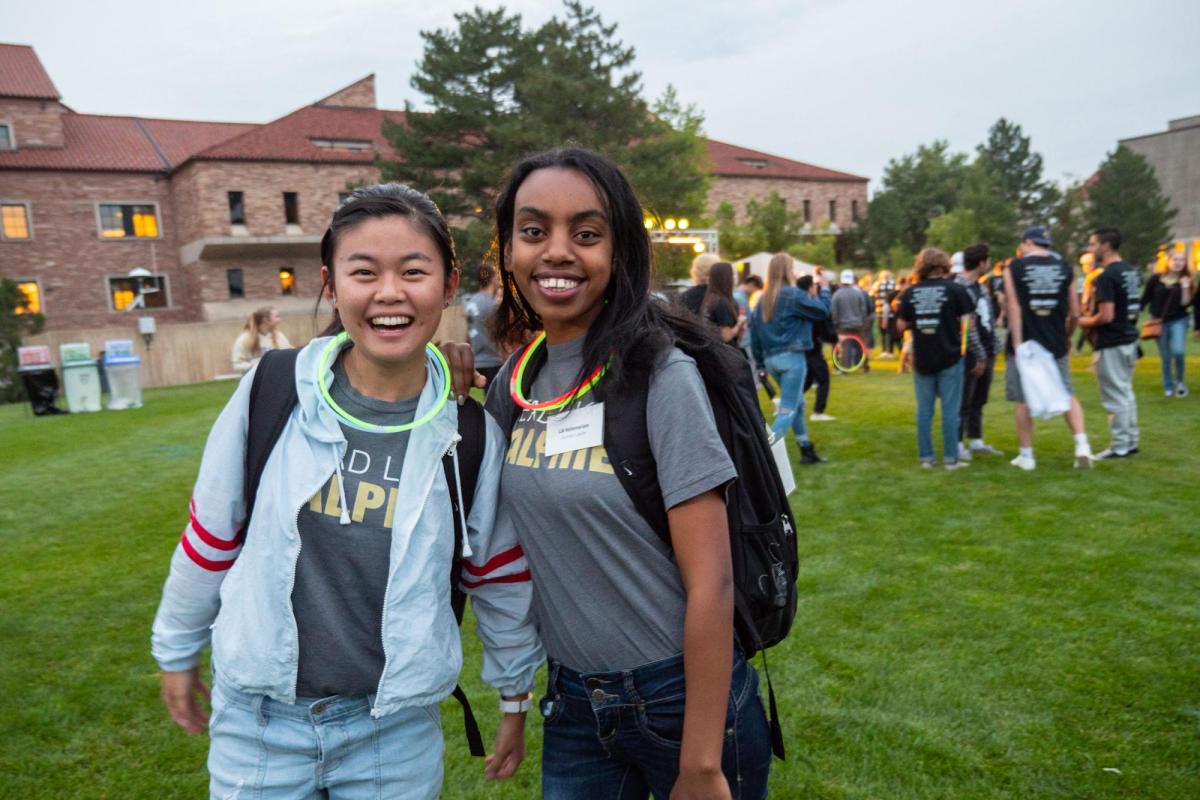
top-left (1002, 226), bottom-right (1095, 470)
top-left (831, 269), bottom-right (875, 373)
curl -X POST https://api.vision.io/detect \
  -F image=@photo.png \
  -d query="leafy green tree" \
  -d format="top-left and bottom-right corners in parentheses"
top-left (746, 192), bottom-right (803, 254)
top-left (924, 208), bottom-right (980, 254)
top-left (1, 279), bottom-right (46, 403)
top-left (1086, 145), bottom-right (1177, 268)
top-left (625, 85), bottom-right (711, 221)
top-left (381, 2), bottom-right (710, 269)
top-left (881, 244), bottom-right (916, 276)
top-left (870, 141), bottom-right (970, 254)
top-left (789, 235), bottom-right (838, 270)
top-left (976, 118), bottom-right (1059, 225)
top-left (714, 201), bottom-right (766, 259)
top-left (957, 161), bottom-right (1019, 255)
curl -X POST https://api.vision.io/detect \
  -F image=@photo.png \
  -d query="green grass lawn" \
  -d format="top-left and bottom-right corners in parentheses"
top-left (1, 346), bottom-right (1197, 799)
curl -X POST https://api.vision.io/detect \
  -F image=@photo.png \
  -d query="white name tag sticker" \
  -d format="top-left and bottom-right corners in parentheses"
top-left (544, 402), bottom-right (605, 457)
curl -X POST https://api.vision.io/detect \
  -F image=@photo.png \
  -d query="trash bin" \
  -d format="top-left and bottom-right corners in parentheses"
top-left (60, 342), bottom-right (102, 413)
top-left (17, 346), bottom-right (65, 416)
top-left (103, 339), bottom-right (143, 410)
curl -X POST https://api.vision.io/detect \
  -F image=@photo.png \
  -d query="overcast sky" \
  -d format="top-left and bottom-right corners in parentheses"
top-left (7, 0), bottom-right (1199, 192)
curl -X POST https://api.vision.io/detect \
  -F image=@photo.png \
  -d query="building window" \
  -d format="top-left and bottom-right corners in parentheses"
top-left (802, 200), bottom-right (811, 224)
top-left (828, 200), bottom-right (837, 223)
top-left (310, 138), bottom-right (372, 151)
top-left (0, 124), bottom-right (12, 151)
top-left (279, 267), bottom-right (296, 295)
top-left (852, 199), bottom-right (859, 222)
top-left (15, 280), bottom-right (41, 314)
top-left (283, 192), bottom-right (300, 226)
top-left (2, 202), bottom-right (31, 240)
top-left (228, 192), bottom-right (246, 225)
top-left (98, 203), bottom-right (159, 238)
top-left (227, 269), bottom-right (245, 299)
top-left (736, 157), bottom-right (769, 169)
top-left (108, 275), bottom-right (169, 311)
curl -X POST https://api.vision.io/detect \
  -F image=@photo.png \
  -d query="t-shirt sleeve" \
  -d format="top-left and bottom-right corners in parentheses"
top-left (708, 303), bottom-right (738, 328)
top-left (897, 288), bottom-right (915, 322)
top-left (1094, 270), bottom-right (1116, 304)
top-left (646, 350), bottom-right (737, 511)
top-left (956, 284), bottom-right (974, 315)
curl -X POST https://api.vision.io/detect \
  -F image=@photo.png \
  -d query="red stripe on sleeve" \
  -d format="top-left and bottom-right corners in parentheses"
top-left (180, 531), bottom-right (237, 572)
top-left (459, 569), bottom-right (531, 590)
top-left (189, 499), bottom-right (241, 551)
top-left (461, 545), bottom-right (525, 577)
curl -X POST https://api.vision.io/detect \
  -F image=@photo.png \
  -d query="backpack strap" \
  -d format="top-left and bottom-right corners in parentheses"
top-left (602, 364), bottom-right (670, 541)
top-left (441, 396), bottom-right (487, 758)
top-left (244, 348), bottom-right (300, 528)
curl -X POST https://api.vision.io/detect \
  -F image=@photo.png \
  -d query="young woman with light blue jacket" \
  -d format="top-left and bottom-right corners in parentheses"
top-left (151, 184), bottom-right (542, 799)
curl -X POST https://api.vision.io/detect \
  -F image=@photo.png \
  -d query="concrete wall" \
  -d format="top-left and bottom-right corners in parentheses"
top-left (1121, 117), bottom-right (1200, 240)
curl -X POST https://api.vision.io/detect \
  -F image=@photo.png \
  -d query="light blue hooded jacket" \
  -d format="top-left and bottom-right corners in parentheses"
top-left (151, 337), bottom-right (542, 716)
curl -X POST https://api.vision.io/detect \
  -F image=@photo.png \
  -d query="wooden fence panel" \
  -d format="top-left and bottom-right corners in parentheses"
top-left (25, 306), bottom-right (468, 389)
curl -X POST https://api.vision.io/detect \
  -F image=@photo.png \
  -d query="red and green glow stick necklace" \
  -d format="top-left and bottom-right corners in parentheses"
top-left (509, 331), bottom-right (607, 411)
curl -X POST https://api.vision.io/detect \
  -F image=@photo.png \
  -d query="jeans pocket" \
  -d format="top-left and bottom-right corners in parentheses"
top-left (636, 695), bottom-right (686, 751)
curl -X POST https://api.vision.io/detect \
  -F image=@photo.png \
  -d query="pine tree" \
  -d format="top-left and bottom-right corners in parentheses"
top-left (380, 2), bottom-right (709, 270)
top-left (1086, 145), bottom-right (1177, 267)
top-left (976, 118), bottom-right (1059, 226)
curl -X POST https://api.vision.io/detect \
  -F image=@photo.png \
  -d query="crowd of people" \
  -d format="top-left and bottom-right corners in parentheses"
top-left (676, 225), bottom-right (1194, 471)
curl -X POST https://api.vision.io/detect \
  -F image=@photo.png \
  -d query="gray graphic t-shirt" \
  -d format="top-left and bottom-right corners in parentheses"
top-left (293, 357), bottom-right (418, 697)
top-left (485, 337), bottom-right (736, 672)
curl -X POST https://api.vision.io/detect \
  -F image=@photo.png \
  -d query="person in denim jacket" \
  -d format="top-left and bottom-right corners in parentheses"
top-left (749, 253), bottom-right (833, 464)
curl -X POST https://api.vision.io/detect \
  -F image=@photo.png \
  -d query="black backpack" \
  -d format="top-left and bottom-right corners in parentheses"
top-left (243, 348), bottom-right (488, 757)
top-left (500, 338), bottom-right (798, 759)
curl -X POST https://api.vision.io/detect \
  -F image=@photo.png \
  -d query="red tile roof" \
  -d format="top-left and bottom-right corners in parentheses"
top-left (187, 105), bottom-right (406, 165)
top-left (706, 138), bottom-right (866, 182)
top-left (0, 113), bottom-right (254, 172)
top-left (0, 43), bottom-right (60, 99)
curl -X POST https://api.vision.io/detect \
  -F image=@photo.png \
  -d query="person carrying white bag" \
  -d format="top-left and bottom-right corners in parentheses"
top-left (1002, 227), bottom-right (1095, 471)
top-left (1014, 340), bottom-right (1072, 418)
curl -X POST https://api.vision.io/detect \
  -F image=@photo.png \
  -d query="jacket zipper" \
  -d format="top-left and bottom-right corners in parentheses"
top-left (371, 430), bottom-right (458, 717)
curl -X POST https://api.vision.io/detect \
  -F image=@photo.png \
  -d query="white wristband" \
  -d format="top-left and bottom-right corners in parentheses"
top-left (499, 695), bottom-right (532, 714)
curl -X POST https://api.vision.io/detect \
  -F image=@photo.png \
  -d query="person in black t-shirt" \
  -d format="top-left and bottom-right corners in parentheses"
top-left (1002, 227), bottom-right (1095, 470)
top-left (896, 248), bottom-right (975, 469)
top-left (1080, 227), bottom-right (1142, 458)
top-left (700, 261), bottom-right (747, 343)
top-left (679, 252), bottom-right (720, 315)
top-left (957, 243), bottom-right (1003, 458)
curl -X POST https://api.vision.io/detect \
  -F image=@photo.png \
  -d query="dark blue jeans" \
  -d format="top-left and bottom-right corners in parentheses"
top-left (540, 652), bottom-right (771, 800)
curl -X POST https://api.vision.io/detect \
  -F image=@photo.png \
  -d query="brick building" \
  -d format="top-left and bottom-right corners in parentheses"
top-left (1, 43), bottom-right (867, 330)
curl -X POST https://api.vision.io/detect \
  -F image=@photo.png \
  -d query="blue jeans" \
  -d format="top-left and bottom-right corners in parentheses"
top-left (540, 652), bottom-right (772, 800)
top-left (765, 350), bottom-right (809, 444)
top-left (1157, 317), bottom-right (1188, 389)
top-left (914, 361), bottom-right (964, 463)
top-left (208, 679), bottom-right (443, 799)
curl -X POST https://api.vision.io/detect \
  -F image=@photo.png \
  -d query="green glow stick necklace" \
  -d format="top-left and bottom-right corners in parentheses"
top-left (317, 331), bottom-right (451, 433)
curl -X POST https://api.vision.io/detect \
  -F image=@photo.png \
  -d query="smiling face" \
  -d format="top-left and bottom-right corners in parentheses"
top-left (507, 167), bottom-right (614, 344)
top-left (321, 215), bottom-right (457, 373)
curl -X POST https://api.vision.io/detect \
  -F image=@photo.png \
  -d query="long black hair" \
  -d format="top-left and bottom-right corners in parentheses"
top-left (488, 147), bottom-right (738, 395)
top-left (701, 261), bottom-right (737, 320)
top-left (316, 183), bottom-right (456, 336)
